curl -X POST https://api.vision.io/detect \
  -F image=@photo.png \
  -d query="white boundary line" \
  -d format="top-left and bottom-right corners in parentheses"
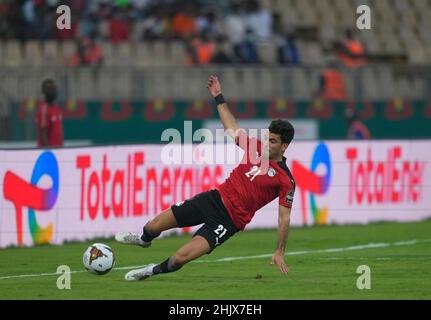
top-left (0, 238), bottom-right (430, 280)
top-left (194, 238), bottom-right (431, 263)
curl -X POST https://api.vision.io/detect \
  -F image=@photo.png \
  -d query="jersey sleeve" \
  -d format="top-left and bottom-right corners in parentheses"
top-left (279, 179), bottom-right (295, 208)
top-left (234, 129), bottom-right (262, 158)
top-left (36, 103), bottom-right (49, 129)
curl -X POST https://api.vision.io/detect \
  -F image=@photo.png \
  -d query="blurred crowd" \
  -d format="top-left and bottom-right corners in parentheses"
top-left (0, 0), bottom-right (277, 42)
top-left (0, 0), bottom-right (305, 65)
top-left (0, 0), bottom-right (368, 68)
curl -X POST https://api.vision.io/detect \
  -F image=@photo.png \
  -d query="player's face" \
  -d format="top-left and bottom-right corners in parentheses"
top-left (265, 132), bottom-right (287, 160)
top-left (43, 81), bottom-right (58, 103)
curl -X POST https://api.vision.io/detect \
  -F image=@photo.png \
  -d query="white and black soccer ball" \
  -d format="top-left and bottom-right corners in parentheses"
top-left (83, 243), bottom-right (115, 275)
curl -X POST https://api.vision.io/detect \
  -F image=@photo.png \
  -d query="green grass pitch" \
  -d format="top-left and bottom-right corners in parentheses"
top-left (0, 220), bottom-right (430, 300)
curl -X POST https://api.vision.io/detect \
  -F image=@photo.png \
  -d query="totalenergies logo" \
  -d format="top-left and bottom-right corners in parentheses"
top-left (292, 143), bottom-right (331, 225)
top-left (3, 151), bottom-right (59, 246)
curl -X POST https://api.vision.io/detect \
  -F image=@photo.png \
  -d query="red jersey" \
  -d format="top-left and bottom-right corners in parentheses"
top-left (36, 102), bottom-right (64, 147)
top-left (217, 131), bottom-right (296, 230)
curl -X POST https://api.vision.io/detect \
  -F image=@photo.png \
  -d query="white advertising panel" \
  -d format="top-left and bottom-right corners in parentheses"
top-left (1, 141), bottom-right (430, 247)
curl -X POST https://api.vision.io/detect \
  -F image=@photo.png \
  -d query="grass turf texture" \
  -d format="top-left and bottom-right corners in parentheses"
top-left (0, 220), bottom-right (430, 299)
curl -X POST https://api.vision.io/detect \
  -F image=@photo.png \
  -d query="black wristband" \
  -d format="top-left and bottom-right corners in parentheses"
top-left (214, 94), bottom-right (226, 105)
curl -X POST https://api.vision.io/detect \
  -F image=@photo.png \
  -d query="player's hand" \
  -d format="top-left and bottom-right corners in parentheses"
top-left (207, 75), bottom-right (222, 97)
top-left (271, 251), bottom-right (289, 274)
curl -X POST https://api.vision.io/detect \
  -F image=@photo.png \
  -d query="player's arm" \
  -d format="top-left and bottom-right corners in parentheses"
top-left (271, 205), bottom-right (291, 274)
top-left (207, 75), bottom-right (239, 139)
top-left (40, 128), bottom-right (48, 147)
top-left (37, 105), bottom-right (49, 147)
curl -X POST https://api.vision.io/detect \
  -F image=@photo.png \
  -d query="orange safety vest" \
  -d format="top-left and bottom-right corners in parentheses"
top-left (338, 40), bottom-right (367, 68)
top-left (321, 69), bottom-right (347, 101)
top-left (189, 39), bottom-right (215, 65)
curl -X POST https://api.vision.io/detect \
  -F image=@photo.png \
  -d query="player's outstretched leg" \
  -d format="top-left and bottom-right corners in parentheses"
top-left (124, 235), bottom-right (210, 281)
top-left (115, 208), bottom-right (178, 248)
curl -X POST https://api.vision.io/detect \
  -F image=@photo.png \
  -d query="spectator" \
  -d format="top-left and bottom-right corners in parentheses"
top-left (211, 39), bottom-right (233, 64)
top-left (0, 1), bottom-right (20, 39)
top-left (78, 12), bottom-right (100, 39)
top-left (336, 28), bottom-right (367, 68)
top-left (109, 6), bottom-right (131, 43)
top-left (345, 108), bottom-right (371, 140)
top-left (245, 0), bottom-right (272, 40)
top-left (272, 11), bottom-right (284, 38)
top-left (196, 11), bottom-right (224, 40)
top-left (171, 2), bottom-right (197, 39)
top-left (68, 37), bottom-right (103, 66)
top-left (317, 61), bottom-right (347, 101)
top-left (278, 33), bottom-right (300, 65)
top-left (141, 5), bottom-right (170, 41)
top-left (186, 31), bottom-right (215, 65)
top-left (224, 2), bottom-right (246, 47)
top-left (235, 28), bottom-right (260, 64)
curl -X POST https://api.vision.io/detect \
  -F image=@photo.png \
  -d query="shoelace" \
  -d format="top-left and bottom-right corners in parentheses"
top-left (124, 234), bottom-right (140, 242)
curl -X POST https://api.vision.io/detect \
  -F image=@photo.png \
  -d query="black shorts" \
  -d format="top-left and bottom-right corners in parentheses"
top-left (171, 189), bottom-right (239, 253)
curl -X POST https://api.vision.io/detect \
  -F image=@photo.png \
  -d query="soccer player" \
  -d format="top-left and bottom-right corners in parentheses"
top-left (116, 75), bottom-right (296, 280)
top-left (36, 79), bottom-right (64, 148)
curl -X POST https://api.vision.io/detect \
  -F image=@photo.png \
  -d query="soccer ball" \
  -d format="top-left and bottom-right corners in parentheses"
top-left (83, 243), bottom-right (115, 275)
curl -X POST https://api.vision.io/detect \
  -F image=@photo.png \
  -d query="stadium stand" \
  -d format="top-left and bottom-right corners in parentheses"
top-left (0, 0), bottom-right (430, 101)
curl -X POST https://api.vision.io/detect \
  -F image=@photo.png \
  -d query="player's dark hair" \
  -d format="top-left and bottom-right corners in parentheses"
top-left (41, 79), bottom-right (58, 103)
top-left (41, 79), bottom-right (55, 91)
top-left (269, 119), bottom-right (295, 144)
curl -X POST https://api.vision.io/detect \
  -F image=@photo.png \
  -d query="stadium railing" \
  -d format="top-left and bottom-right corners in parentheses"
top-left (0, 64), bottom-right (430, 101)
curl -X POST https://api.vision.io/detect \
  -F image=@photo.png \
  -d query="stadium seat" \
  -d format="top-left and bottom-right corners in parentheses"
top-left (282, 8), bottom-right (299, 29)
top-left (290, 67), bottom-right (311, 100)
top-left (219, 68), bottom-right (240, 99)
top-left (340, 68), bottom-right (356, 99)
top-left (411, 74), bottom-right (426, 98)
top-left (113, 70), bottom-right (132, 99)
top-left (418, 24), bottom-right (431, 46)
top-left (169, 41), bottom-right (187, 66)
top-left (361, 68), bottom-right (380, 100)
top-left (241, 68), bottom-right (260, 99)
top-left (296, 3), bottom-right (318, 27)
top-left (407, 46), bottom-right (428, 64)
top-left (318, 8), bottom-right (338, 26)
top-left (115, 43), bottom-right (132, 67)
top-left (295, 40), bottom-right (325, 66)
top-left (43, 41), bottom-right (60, 66)
top-left (380, 34), bottom-right (404, 55)
top-left (60, 41), bottom-right (77, 66)
top-left (395, 76), bottom-right (414, 99)
top-left (22, 41), bottom-right (42, 66)
top-left (319, 25), bottom-right (337, 49)
top-left (376, 66), bottom-right (396, 99)
top-left (399, 10), bottom-right (418, 29)
top-left (77, 68), bottom-right (96, 99)
top-left (134, 42), bottom-right (152, 67)
top-left (259, 67), bottom-right (279, 99)
top-left (257, 43), bottom-right (277, 65)
top-left (145, 70), bottom-right (172, 99)
top-left (152, 41), bottom-right (171, 67)
top-left (4, 41), bottom-right (23, 67)
top-left (0, 42), bottom-right (4, 66)
top-left (100, 41), bottom-right (114, 67)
